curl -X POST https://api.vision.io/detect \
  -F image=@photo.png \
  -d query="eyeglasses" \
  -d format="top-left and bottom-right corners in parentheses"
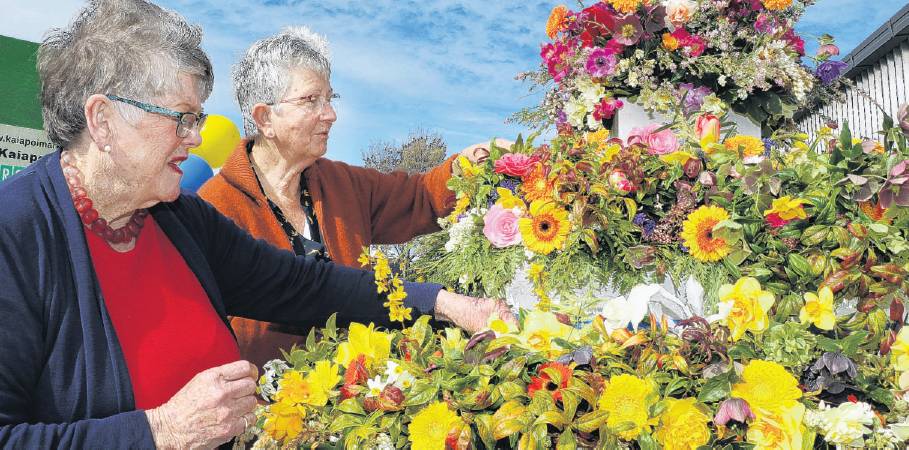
top-left (106, 95), bottom-right (208, 138)
top-left (269, 92), bottom-right (340, 115)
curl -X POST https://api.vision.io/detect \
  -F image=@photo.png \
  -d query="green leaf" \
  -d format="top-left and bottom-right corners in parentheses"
top-left (403, 381), bottom-right (438, 406)
top-left (474, 414), bottom-right (497, 449)
top-left (697, 374), bottom-right (731, 403)
top-left (534, 410), bottom-right (568, 430)
top-left (328, 414), bottom-right (364, 433)
top-left (637, 432), bottom-right (660, 450)
top-left (556, 430), bottom-right (578, 450)
top-left (839, 330), bottom-right (869, 357)
top-left (816, 336), bottom-right (840, 353)
top-left (323, 313), bottom-right (338, 340)
top-left (336, 398), bottom-right (366, 415)
top-left (575, 410), bottom-right (609, 433)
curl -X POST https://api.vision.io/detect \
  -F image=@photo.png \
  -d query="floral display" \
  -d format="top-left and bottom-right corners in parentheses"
top-left (241, 1), bottom-right (909, 448)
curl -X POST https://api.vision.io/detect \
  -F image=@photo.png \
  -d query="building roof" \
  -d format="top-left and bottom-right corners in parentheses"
top-left (838, 3), bottom-right (909, 79)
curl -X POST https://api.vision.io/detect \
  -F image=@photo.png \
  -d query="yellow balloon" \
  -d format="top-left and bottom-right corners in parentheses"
top-left (191, 114), bottom-right (241, 169)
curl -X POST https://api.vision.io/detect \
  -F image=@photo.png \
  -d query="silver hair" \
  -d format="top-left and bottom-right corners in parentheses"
top-left (233, 26), bottom-right (332, 136)
top-left (38, 0), bottom-right (213, 148)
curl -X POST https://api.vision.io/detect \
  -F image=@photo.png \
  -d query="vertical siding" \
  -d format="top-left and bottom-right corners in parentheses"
top-left (798, 36), bottom-right (909, 140)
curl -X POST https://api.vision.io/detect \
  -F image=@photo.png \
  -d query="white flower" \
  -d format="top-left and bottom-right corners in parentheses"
top-left (393, 371), bottom-right (415, 390)
top-left (599, 284), bottom-right (652, 333)
top-left (258, 359), bottom-right (290, 402)
top-left (576, 77), bottom-right (605, 109)
top-left (806, 401), bottom-right (875, 446)
top-left (564, 96), bottom-right (588, 128)
top-left (366, 376), bottom-right (387, 398)
top-left (444, 214), bottom-right (475, 252)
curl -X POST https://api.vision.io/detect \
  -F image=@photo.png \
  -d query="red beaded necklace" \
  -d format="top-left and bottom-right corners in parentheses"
top-left (61, 151), bottom-right (148, 244)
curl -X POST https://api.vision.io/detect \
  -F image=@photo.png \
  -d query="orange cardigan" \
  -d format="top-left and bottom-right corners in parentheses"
top-left (198, 141), bottom-right (456, 368)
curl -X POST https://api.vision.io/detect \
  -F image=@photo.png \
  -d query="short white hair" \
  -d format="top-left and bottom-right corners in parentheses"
top-left (232, 26), bottom-right (332, 136)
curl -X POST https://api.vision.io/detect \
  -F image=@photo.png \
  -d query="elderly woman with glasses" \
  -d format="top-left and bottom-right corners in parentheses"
top-left (0, 1), bottom-right (512, 448)
top-left (198, 28), bottom-right (512, 369)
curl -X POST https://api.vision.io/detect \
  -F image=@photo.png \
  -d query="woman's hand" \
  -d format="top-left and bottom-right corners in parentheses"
top-left (459, 138), bottom-right (515, 164)
top-left (433, 290), bottom-right (517, 334)
top-left (146, 360), bottom-right (259, 449)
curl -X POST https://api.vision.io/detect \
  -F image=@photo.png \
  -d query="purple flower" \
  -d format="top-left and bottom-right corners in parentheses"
top-left (678, 83), bottom-right (712, 114)
top-left (498, 178), bottom-right (520, 193)
top-left (609, 15), bottom-right (643, 46)
top-left (633, 213), bottom-right (656, 237)
top-left (714, 398), bottom-right (755, 426)
top-left (816, 60), bottom-right (848, 85)
top-left (586, 48), bottom-right (618, 78)
top-left (762, 138), bottom-right (776, 157)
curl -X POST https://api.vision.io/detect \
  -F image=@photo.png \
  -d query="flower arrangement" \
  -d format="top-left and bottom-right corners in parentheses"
top-left (513, 0), bottom-right (849, 133)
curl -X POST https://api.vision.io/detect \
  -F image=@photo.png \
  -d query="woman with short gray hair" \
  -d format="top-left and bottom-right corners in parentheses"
top-left (0, 1), bottom-right (512, 448)
top-left (199, 27), bottom-right (511, 370)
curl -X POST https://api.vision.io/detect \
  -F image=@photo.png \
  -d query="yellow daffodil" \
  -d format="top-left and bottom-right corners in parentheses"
top-left (518, 310), bottom-right (574, 357)
top-left (659, 150), bottom-right (696, 165)
top-left (334, 322), bottom-right (392, 368)
top-left (717, 277), bottom-right (775, 341)
top-left (746, 403), bottom-right (806, 450)
top-left (800, 286), bottom-right (836, 330)
top-left (763, 196), bottom-right (808, 221)
top-left (891, 327), bottom-right (909, 371)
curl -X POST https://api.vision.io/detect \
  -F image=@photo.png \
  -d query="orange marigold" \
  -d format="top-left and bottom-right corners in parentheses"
top-left (662, 33), bottom-right (679, 51)
top-left (761, 0), bottom-right (792, 11)
top-left (609, 0), bottom-right (643, 14)
top-left (546, 5), bottom-right (569, 40)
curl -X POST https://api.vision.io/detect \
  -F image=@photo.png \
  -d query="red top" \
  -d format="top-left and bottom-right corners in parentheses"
top-left (86, 216), bottom-right (240, 410)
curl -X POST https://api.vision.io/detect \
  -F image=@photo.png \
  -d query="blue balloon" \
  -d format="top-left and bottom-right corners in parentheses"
top-left (179, 154), bottom-right (213, 192)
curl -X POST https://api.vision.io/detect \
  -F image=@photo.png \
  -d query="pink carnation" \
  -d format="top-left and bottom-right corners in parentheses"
top-left (627, 124), bottom-right (680, 155)
top-left (483, 205), bottom-right (523, 248)
top-left (494, 153), bottom-right (540, 177)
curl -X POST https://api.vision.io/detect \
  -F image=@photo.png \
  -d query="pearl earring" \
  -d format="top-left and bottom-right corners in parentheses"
top-left (102, 144), bottom-right (112, 153)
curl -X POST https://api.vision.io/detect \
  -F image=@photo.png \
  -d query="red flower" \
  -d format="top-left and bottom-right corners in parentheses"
top-left (495, 153), bottom-right (542, 178)
top-left (527, 362), bottom-right (572, 401)
top-left (340, 354), bottom-right (369, 399)
top-left (765, 212), bottom-right (790, 228)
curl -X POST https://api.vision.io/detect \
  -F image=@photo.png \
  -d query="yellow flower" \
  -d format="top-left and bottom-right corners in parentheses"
top-left (800, 286), bottom-right (836, 330)
top-left (586, 128), bottom-right (610, 146)
top-left (389, 304), bottom-right (413, 322)
top-left (731, 360), bottom-right (802, 416)
top-left (724, 135), bottom-right (765, 158)
top-left (488, 311), bottom-right (517, 335)
top-left (373, 251), bottom-right (391, 280)
top-left (546, 5), bottom-right (569, 39)
top-left (518, 200), bottom-right (571, 255)
top-left (717, 277), bottom-right (775, 341)
top-left (273, 371), bottom-right (313, 405)
top-left (527, 262), bottom-right (546, 281)
top-left (609, 0), bottom-right (643, 14)
top-left (262, 398), bottom-right (306, 442)
top-left (891, 327), bottom-right (909, 371)
top-left (662, 32), bottom-right (680, 51)
top-left (654, 397), bottom-right (711, 450)
top-left (334, 322), bottom-right (392, 368)
top-left (449, 195), bottom-right (471, 223)
top-left (495, 187), bottom-right (527, 211)
top-left (746, 403), bottom-right (806, 450)
top-left (659, 150), bottom-right (696, 165)
top-left (408, 401), bottom-right (461, 450)
top-left (761, 0), bottom-right (793, 11)
top-left (357, 250), bottom-right (371, 267)
top-left (457, 155), bottom-right (482, 177)
top-left (763, 196), bottom-right (807, 221)
top-left (303, 360), bottom-right (341, 406)
top-left (384, 285), bottom-right (407, 307)
top-left (518, 310), bottom-right (574, 357)
top-left (598, 374), bottom-right (659, 440)
top-left (680, 205), bottom-right (731, 262)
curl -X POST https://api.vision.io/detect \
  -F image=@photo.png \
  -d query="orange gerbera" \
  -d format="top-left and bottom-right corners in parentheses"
top-left (527, 362), bottom-right (572, 401)
top-left (518, 200), bottom-right (570, 255)
top-left (859, 201), bottom-right (890, 223)
top-left (546, 5), bottom-right (569, 39)
top-left (521, 163), bottom-right (557, 202)
top-left (680, 205), bottom-right (732, 262)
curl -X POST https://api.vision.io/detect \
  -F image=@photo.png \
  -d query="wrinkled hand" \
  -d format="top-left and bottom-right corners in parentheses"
top-left (459, 138), bottom-right (515, 164)
top-left (146, 360), bottom-right (259, 450)
top-left (434, 290), bottom-right (517, 334)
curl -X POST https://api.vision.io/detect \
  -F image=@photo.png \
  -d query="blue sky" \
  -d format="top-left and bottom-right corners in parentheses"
top-left (3, 0), bottom-right (907, 164)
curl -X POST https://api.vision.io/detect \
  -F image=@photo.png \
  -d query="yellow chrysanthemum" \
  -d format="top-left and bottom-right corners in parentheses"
top-left (717, 277), bottom-right (775, 341)
top-left (546, 5), bottom-right (569, 39)
top-left (654, 397), bottom-right (711, 450)
top-left (598, 374), bottom-right (659, 440)
top-left (761, 0), bottom-right (793, 11)
top-left (518, 200), bottom-right (570, 255)
top-left (495, 187), bottom-right (527, 211)
top-left (518, 310), bottom-right (574, 357)
top-left (659, 150), bottom-right (696, 165)
top-left (609, 0), bottom-right (643, 14)
top-left (262, 398), bottom-right (306, 442)
top-left (408, 401), bottom-right (461, 450)
top-left (724, 135), bottom-right (765, 158)
top-left (800, 286), bottom-right (836, 330)
top-left (521, 163), bottom-right (556, 202)
top-left (680, 205), bottom-right (731, 262)
top-left (763, 196), bottom-right (808, 221)
top-left (731, 360), bottom-right (802, 416)
top-left (334, 322), bottom-right (392, 368)
top-left (746, 403), bottom-right (806, 450)
top-left (891, 327), bottom-right (909, 371)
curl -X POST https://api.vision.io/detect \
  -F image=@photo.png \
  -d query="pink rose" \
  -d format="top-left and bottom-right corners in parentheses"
top-left (665, 0), bottom-right (695, 28)
top-left (483, 204), bottom-right (523, 248)
top-left (608, 170), bottom-right (636, 193)
top-left (494, 153), bottom-right (540, 177)
top-left (627, 124), bottom-right (680, 155)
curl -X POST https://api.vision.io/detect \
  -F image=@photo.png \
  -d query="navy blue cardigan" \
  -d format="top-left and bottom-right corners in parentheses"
top-left (0, 151), bottom-right (441, 448)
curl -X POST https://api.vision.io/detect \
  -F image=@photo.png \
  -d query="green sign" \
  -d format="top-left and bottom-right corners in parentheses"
top-left (0, 35), bottom-right (54, 181)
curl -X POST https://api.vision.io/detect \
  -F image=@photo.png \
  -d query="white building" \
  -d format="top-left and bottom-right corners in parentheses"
top-left (798, 4), bottom-right (909, 140)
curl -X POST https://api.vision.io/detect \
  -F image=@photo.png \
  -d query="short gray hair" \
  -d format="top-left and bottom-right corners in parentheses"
top-left (233, 26), bottom-right (331, 136)
top-left (38, 0), bottom-right (213, 148)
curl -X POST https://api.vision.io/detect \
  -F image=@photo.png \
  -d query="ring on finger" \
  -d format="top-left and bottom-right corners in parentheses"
top-left (242, 415), bottom-right (249, 430)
